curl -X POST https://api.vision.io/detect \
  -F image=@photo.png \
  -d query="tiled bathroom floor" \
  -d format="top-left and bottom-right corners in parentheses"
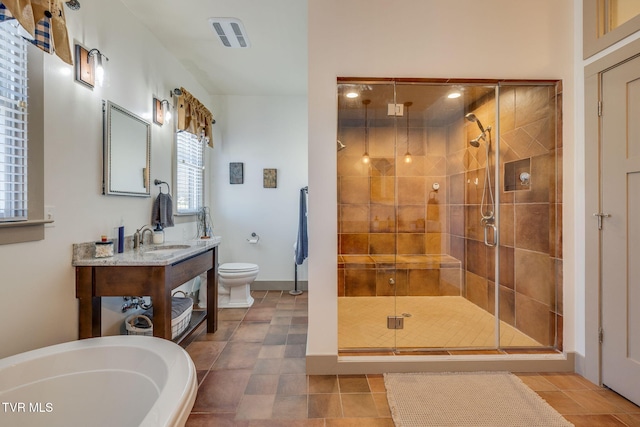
top-left (185, 290), bottom-right (640, 426)
top-left (339, 295), bottom-right (541, 350)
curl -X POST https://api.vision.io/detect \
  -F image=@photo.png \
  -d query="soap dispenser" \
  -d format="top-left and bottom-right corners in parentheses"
top-left (153, 223), bottom-right (164, 244)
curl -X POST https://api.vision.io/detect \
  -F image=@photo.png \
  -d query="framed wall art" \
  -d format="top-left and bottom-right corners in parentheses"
top-left (230, 162), bottom-right (244, 184)
top-left (263, 168), bottom-right (277, 188)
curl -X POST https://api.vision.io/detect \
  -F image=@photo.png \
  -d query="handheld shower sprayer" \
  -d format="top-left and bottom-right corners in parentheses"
top-left (465, 113), bottom-right (485, 133)
top-left (465, 113), bottom-right (492, 147)
top-left (465, 112), bottom-right (495, 223)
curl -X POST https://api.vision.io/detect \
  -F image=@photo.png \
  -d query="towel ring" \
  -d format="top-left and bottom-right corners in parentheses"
top-left (154, 179), bottom-right (170, 194)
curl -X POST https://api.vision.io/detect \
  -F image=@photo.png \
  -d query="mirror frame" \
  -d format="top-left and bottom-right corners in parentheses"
top-left (103, 100), bottom-right (151, 197)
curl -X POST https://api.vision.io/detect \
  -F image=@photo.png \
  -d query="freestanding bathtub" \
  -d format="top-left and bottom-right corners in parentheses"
top-left (0, 336), bottom-right (197, 427)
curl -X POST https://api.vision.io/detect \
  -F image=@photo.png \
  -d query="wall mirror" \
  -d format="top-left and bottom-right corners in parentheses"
top-left (103, 100), bottom-right (151, 197)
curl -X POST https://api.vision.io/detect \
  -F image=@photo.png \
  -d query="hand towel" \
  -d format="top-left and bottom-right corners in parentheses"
top-left (152, 192), bottom-right (174, 227)
top-left (295, 187), bottom-right (308, 265)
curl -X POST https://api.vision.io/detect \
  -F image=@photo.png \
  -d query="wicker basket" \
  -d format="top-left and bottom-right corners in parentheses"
top-left (125, 314), bottom-right (153, 336)
top-left (125, 297), bottom-right (193, 339)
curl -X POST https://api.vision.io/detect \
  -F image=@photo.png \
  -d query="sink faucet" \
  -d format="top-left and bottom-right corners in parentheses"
top-left (134, 225), bottom-right (154, 248)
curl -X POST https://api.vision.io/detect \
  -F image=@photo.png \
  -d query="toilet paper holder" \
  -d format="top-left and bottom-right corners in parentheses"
top-left (247, 232), bottom-right (260, 244)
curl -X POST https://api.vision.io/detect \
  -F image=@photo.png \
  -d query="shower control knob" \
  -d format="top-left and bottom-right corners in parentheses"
top-left (389, 278), bottom-right (395, 286)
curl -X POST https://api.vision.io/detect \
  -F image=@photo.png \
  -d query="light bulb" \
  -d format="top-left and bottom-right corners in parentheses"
top-left (162, 101), bottom-right (172, 121)
top-left (95, 55), bottom-right (104, 87)
top-left (404, 152), bottom-right (412, 163)
top-left (95, 67), bottom-right (104, 86)
top-left (362, 152), bottom-right (370, 164)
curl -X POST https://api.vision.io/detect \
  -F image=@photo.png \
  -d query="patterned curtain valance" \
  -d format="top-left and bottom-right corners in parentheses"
top-left (0, 0), bottom-right (72, 65)
top-left (176, 87), bottom-right (215, 148)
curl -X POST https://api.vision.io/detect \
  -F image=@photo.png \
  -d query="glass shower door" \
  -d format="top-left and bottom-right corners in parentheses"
top-left (392, 82), bottom-right (500, 351)
top-left (337, 81), bottom-right (398, 351)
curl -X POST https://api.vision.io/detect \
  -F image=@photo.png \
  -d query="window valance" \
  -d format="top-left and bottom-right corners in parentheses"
top-left (0, 0), bottom-right (72, 65)
top-left (176, 87), bottom-right (215, 148)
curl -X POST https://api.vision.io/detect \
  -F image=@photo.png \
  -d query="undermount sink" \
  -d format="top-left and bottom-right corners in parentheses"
top-left (142, 244), bottom-right (192, 255)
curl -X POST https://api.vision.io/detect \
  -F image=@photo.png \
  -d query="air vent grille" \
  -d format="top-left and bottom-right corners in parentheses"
top-left (212, 23), bottom-right (231, 47)
top-left (208, 18), bottom-right (251, 48)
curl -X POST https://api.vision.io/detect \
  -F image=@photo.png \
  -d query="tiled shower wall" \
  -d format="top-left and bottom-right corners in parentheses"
top-left (337, 83), bottom-right (562, 349)
top-left (337, 106), bottom-right (453, 297)
top-left (450, 85), bottom-right (562, 348)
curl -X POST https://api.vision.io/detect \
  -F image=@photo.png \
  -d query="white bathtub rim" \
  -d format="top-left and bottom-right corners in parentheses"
top-left (0, 335), bottom-right (197, 427)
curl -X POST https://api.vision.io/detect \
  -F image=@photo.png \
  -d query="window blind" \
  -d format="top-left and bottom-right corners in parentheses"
top-left (176, 130), bottom-right (204, 214)
top-left (0, 21), bottom-right (28, 222)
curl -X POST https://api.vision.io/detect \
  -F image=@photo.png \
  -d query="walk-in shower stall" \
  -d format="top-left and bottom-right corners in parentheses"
top-left (337, 79), bottom-right (562, 353)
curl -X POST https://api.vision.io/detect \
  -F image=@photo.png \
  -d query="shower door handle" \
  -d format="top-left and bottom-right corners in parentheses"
top-left (483, 223), bottom-right (497, 247)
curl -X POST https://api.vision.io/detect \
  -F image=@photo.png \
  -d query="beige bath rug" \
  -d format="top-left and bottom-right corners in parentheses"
top-left (384, 371), bottom-right (573, 427)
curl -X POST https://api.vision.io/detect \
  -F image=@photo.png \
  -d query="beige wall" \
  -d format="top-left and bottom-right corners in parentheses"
top-left (0, 0), bottom-right (212, 358)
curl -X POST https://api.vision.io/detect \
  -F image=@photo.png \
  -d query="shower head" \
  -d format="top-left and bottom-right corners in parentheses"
top-left (337, 140), bottom-right (346, 151)
top-left (469, 133), bottom-right (485, 147)
top-left (465, 113), bottom-right (485, 133)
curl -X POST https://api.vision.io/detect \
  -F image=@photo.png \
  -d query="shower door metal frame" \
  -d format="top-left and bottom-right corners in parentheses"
top-left (492, 85), bottom-right (501, 350)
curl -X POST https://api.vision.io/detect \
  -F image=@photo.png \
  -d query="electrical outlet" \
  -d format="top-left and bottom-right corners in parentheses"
top-left (45, 205), bottom-right (55, 227)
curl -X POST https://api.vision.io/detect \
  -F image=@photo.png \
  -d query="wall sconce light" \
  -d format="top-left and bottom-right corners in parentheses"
top-left (74, 44), bottom-right (108, 88)
top-left (153, 98), bottom-right (172, 125)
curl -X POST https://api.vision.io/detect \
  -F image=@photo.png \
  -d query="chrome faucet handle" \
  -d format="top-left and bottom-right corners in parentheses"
top-left (133, 225), bottom-right (151, 248)
top-left (136, 225), bottom-right (154, 246)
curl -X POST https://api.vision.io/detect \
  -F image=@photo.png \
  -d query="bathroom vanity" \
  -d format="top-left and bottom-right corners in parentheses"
top-left (73, 238), bottom-right (220, 345)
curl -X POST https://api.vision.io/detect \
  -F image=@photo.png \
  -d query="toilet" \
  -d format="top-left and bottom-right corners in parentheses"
top-left (217, 263), bottom-right (259, 308)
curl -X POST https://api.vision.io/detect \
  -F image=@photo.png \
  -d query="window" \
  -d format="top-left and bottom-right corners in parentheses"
top-left (0, 21), bottom-right (44, 245)
top-left (584, 0), bottom-right (640, 58)
top-left (0, 21), bottom-right (28, 222)
top-left (175, 130), bottom-right (204, 214)
top-left (598, 0), bottom-right (640, 35)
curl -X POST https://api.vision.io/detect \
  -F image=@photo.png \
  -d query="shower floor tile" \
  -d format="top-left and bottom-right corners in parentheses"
top-left (338, 296), bottom-right (541, 350)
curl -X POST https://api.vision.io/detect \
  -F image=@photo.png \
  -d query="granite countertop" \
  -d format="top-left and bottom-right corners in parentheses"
top-left (72, 236), bottom-right (221, 267)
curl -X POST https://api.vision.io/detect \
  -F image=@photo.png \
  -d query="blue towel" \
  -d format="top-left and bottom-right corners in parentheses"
top-left (295, 187), bottom-right (308, 265)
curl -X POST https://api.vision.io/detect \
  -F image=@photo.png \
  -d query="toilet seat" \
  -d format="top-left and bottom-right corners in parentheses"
top-left (217, 262), bottom-right (259, 309)
top-left (219, 263), bottom-right (259, 274)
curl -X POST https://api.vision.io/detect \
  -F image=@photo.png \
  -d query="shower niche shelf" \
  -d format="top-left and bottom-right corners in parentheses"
top-left (504, 158), bottom-right (531, 192)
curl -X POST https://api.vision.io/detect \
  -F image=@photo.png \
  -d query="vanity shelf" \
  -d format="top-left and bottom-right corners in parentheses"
top-left (74, 240), bottom-right (219, 345)
top-left (173, 309), bottom-right (206, 346)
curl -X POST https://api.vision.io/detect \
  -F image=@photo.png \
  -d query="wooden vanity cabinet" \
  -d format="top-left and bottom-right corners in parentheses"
top-left (75, 247), bottom-right (218, 344)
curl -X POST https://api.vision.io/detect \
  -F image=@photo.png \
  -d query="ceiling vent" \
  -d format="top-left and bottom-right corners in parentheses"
top-left (208, 18), bottom-right (251, 48)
